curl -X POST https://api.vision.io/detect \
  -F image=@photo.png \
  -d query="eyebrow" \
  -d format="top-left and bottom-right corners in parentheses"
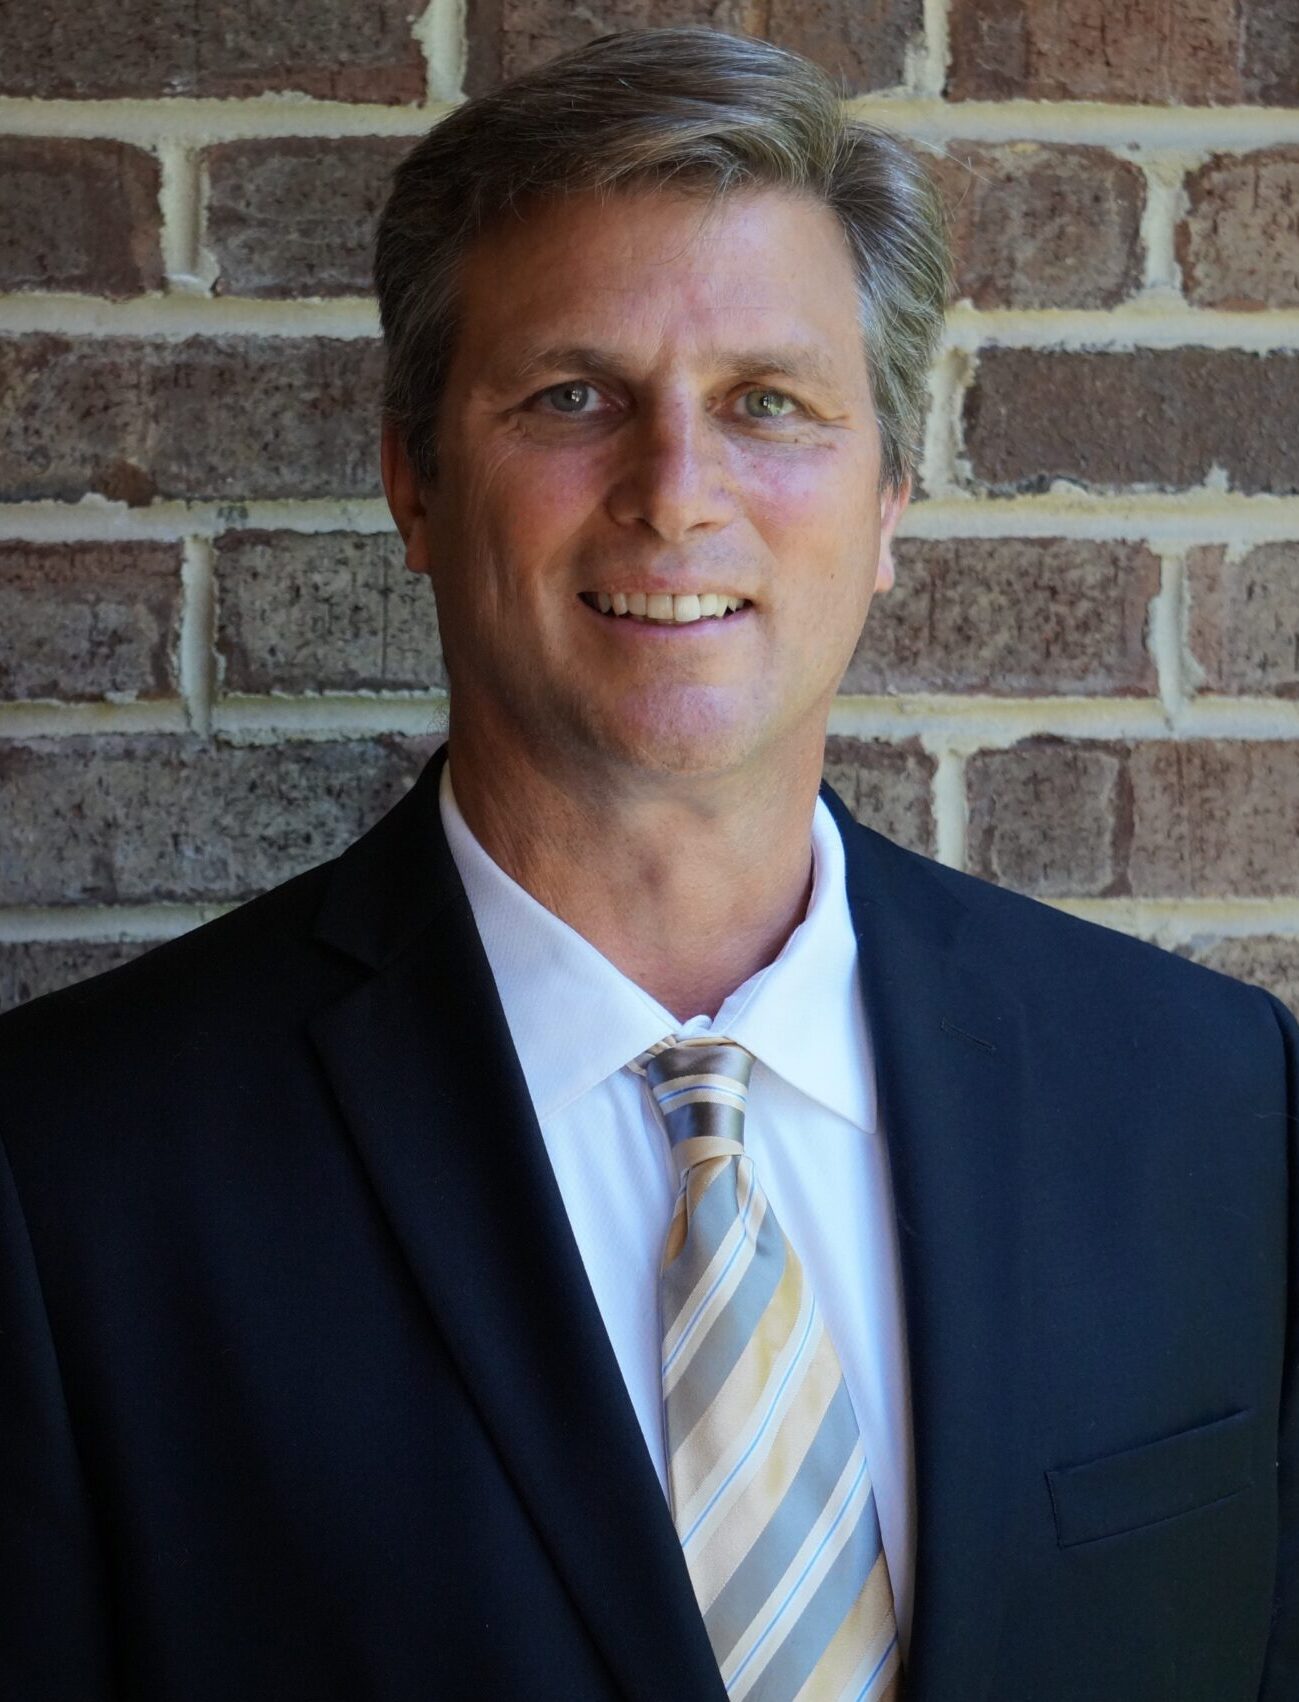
top-left (490, 342), bottom-right (847, 397)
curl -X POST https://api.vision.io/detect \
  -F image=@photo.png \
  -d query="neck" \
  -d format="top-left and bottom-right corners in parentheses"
top-left (445, 726), bottom-right (823, 1023)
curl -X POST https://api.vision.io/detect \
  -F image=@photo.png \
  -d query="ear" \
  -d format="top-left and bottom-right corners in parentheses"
top-left (380, 421), bottom-right (434, 577)
top-left (873, 476), bottom-right (911, 595)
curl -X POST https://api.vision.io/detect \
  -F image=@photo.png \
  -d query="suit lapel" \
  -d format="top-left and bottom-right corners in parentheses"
top-left (308, 745), bottom-right (726, 1702)
top-left (822, 782), bottom-right (1029, 1702)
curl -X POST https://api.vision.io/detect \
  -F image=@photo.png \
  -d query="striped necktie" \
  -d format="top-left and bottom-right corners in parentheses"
top-left (632, 1036), bottom-right (901, 1702)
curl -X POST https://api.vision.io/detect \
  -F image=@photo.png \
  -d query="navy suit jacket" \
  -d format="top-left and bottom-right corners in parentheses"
top-left (2, 740), bottom-right (1297, 1700)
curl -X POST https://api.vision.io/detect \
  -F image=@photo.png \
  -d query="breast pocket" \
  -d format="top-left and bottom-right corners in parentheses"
top-left (1045, 1408), bottom-right (1254, 1549)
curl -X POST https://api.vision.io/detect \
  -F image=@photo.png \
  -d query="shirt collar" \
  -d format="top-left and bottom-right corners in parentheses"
top-left (438, 759), bottom-right (874, 1134)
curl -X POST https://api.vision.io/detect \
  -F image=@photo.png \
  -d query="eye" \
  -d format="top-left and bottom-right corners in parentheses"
top-left (532, 380), bottom-right (604, 415)
top-left (741, 387), bottom-right (800, 421)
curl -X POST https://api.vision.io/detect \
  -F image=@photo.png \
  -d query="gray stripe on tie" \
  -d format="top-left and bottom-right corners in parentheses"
top-left (665, 1202), bottom-right (787, 1451)
top-left (703, 1377), bottom-right (861, 1663)
top-left (661, 1159), bottom-right (750, 1332)
top-left (743, 1487), bottom-right (882, 1702)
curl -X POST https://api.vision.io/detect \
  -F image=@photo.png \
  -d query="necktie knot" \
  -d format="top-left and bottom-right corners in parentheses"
top-left (632, 1037), bottom-right (755, 1167)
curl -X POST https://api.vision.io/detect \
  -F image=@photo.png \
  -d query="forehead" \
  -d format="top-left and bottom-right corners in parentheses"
top-left (453, 184), bottom-right (868, 385)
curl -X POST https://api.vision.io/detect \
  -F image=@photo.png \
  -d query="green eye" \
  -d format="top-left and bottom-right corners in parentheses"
top-left (745, 388), bottom-right (796, 419)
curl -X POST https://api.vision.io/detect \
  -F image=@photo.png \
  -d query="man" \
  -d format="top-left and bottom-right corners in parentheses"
top-left (1, 25), bottom-right (1295, 1702)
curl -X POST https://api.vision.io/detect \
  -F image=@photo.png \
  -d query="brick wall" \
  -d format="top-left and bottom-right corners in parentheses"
top-left (2, 0), bottom-right (1298, 1014)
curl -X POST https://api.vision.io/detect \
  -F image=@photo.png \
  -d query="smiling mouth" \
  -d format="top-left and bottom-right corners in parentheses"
top-left (579, 591), bottom-right (751, 624)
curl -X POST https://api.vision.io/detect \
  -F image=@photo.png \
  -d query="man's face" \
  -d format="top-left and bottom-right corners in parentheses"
top-left (386, 183), bottom-right (908, 785)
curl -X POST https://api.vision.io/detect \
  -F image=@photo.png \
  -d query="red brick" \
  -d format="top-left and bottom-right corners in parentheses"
top-left (215, 531), bottom-right (444, 695)
top-left (465, 0), bottom-right (921, 97)
top-left (1128, 741), bottom-right (1299, 896)
top-left (842, 537), bottom-right (1158, 696)
top-left (928, 143), bottom-right (1144, 310)
top-left (0, 139), bottom-right (162, 297)
top-left (1182, 935), bottom-right (1299, 1018)
top-left (0, 0), bottom-right (425, 101)
top-left (966, 739), bottom-right (1126, 896)
top-left (969, 737), bottom-right (1299, 898)
top-left (0, 940), bottom-right (158, 1014)
top-left (947, 0), bottom-right (1297, 105)
top-left (1177, 149), bottom-right (1299, 310)
top-left (0, 736), bottom-right (437, 906)
top-left (1186, 542), bottom-right (1299, 698)
top-left (963, 350), bottom-right (1299, 496)
top-left (821, 736), bottom-right (934, 854)
top-left (0, 336), bottom-right (384, 504)
top-left (206, 138), bottom-right (411, 299)
top-left (0, 541), bottom-right (182, 702)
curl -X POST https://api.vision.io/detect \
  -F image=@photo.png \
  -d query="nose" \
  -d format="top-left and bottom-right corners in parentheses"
top-left (605, 401), bottom-right (736, 543)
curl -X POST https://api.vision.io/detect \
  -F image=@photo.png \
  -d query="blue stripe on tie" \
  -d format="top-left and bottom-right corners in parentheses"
top-left (726, 1461), bottom-right (873, 1691)
top-left (658, 1082), bottom-right (747, 1112)
top-left (663, 1174), bottom-right (762, 1377)
top-left (853, 1632), bottom-right (899, 1702)
top-left (679, 1296), bottom-right (819, 1549)
top-left (704, 1378), bottom-right (860, 1661)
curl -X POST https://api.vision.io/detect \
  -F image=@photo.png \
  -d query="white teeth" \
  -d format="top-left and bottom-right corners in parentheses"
top-left (587, 590), bottom-right (748, 623)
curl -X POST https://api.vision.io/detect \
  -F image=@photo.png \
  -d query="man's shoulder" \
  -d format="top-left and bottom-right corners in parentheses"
top-left (0, 857), bottom-right (349, 1089)
top-left (851, 820), bottom-right (1284, 1040)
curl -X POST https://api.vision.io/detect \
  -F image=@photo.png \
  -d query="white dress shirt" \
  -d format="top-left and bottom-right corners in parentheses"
top-left (438, 759), bottom-right (916, 1658)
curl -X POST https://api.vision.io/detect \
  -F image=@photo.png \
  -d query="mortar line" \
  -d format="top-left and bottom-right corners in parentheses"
top-left (413, 0), bottom-right (466, 103)
top-left (3, 494), bottom-right (1299, 546)
top-left (156, 139), bottom-right (212, 294)
top-left (1147, 544), bottom-right (1191, 726)
top-left (4, 895), bottom-right (1299, 948)
top-left (930, 746), bottom-right (967, 869)
top-left (1135, 157), bottom-right (1184, 297)
top-left (178, 536), bottom-right (216, 736)
top-left (5, 94), bottom-right (1299, 148)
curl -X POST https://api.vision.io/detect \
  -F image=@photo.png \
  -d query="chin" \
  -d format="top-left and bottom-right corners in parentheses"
top-left (584, 706), bottom-right (764, 781)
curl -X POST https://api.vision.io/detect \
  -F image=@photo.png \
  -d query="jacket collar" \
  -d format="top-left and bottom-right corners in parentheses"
top-left (310, 745), bottom-right (1027, 1700)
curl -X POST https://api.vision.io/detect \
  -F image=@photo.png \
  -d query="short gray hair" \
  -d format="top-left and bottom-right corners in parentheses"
top-left (374, 26), bottom-right (951, 493)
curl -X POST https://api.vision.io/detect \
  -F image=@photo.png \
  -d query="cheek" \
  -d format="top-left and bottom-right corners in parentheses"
top-left (473, 445), bottom-right (601, 577)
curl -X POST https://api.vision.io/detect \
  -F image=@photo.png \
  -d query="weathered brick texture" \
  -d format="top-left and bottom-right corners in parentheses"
top-left (1177, 149), bottom-right (1299, 309)
top-left (0, 0), bottom-right (427, 101)
top-left (947, 0), bottom-right (1298, 105)
top-left (1186, 543), bottom-right (1299, 698)
top-left (1183, 935), bottom-right (1299, 1018)
top-left (963, 351), bottom-right (1299, 495)
top-left (967, 740), bottom-right (1126, 897)
top-left (464, 0), bottom-right (921, 97)
top-left (0, 140), bottom-right (163, 297)
top-left (0, 542), bottom-right (182, 702)
top-left (215, 531), bottom-right (444, 695)
top-left (929, 143), bottom-right (1145, 310)
top-left (0, 336), bottom-right (384, 505)
top-left (206, 139), bottom-right (412, 299)
top-left (0, 940), bottom-right (157, 1015)
top-left (842, 538), bottom-right (1159, 696)
top-left (821, 736), bottom-right (934, 854)
top-left (968, 738), bottom-right (1299, 897)
top-left (0, 736), bottom-right (437, 906)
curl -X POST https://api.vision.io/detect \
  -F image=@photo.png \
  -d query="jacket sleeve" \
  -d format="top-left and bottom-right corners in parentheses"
top-left (1260, 991), bottom-right (1299, 1701)
top-left (0, 1131), bottom-right (116, 1701)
